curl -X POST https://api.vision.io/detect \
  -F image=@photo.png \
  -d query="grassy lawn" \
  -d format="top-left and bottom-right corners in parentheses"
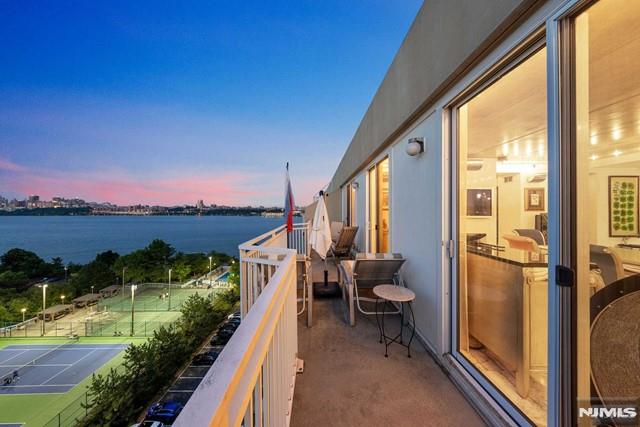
top-left (0, 336), bottom-right (147, 426)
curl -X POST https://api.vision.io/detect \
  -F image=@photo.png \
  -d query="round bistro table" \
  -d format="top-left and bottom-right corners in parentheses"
top-left (373, 284), bottom-right (416, 358)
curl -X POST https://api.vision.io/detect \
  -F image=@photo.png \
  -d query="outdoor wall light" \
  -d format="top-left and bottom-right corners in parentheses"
top-left (406, 137), bottom-right (425, 156)
top-left (351, 182), bottom-right (359, 190)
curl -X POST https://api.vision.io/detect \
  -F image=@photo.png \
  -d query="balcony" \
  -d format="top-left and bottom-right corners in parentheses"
top-left (175, 223), bottom-right (483, 426)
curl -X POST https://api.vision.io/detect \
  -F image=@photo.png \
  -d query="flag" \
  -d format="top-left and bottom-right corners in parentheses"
top-left (284, 163), bottom-right (295, 233)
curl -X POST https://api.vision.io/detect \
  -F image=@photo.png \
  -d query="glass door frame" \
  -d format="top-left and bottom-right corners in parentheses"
top-left (447, 30), bottom-right (550, 426)
top-left (366, 155), bottom-right (391, 253)
top-left (546, 0), bottom-right (609, 425)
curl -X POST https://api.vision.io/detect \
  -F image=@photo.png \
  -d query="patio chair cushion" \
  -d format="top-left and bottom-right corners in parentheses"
top-left (350, 253), bottom-right (405, 288)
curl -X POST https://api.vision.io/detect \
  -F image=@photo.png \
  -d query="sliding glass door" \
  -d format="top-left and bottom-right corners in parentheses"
top-left (552, 0), bottom-right (640, 424)
top-left (454, 46), bottom-right (549, 425)
top-left (367, 157), bottom-right (390, 253)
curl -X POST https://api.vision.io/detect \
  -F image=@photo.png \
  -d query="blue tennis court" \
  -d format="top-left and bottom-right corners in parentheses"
top-left (0, 343), bottom-right (126, 394)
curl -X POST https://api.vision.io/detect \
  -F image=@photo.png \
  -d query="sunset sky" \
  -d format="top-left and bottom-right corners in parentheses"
top-left (0, 1), bottom-right (421, 206)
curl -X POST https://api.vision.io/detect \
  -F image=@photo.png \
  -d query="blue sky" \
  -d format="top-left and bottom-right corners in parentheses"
top-left (0, 0), bottom-right (421, 206)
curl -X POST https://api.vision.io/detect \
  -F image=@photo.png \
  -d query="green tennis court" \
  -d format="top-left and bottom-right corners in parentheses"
top-left (98, 286), bottom-right (218, 312)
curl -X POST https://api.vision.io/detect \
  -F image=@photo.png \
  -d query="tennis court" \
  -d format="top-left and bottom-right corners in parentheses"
top-left (0, 343), bottom-right (126, 394)
top-left (98, 285), bottom-right (217, 312)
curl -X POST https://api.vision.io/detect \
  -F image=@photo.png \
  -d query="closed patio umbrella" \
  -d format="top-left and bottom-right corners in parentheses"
top-left (310, 191), bottom-right (333, 291)
top-left (310, 191), bottom-right (331, 260)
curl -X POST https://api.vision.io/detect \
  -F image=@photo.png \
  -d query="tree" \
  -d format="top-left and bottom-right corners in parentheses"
top-left (48, 257), bottom-right (65, 278)
top-left (70, 251), bottom-right (119, 294)
top-left (0, 248), bottom-right (47, 278)
top-left (0, 271), bottom-right (29, 289)
top-left (82, 293), bottom-right (233, 427)
top-left (113, 240), bottom-right (176, 283)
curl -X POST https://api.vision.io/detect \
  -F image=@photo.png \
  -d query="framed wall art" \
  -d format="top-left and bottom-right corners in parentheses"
top-left (525, 188), bottom-right (545, 211)
top-left (609, 176), bottom-right (639, 237)
top-left (467, 189), bottom-right (492, 216)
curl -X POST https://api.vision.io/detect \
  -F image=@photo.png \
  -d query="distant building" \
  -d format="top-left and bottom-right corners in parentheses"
top-left (27, 195), bottom-right (40, 208)
top-left (261, 211), bottom-right (284, 218)
top-left (197, 199), bottom-right (205, 210)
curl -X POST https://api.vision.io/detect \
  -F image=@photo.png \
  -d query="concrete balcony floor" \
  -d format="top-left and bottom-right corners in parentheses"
top-left (291, 296), bottom-right (485, 427)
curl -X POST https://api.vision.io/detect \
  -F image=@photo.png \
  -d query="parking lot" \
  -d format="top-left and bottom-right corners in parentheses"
top-left (143, 312), bottom-right (240, 425)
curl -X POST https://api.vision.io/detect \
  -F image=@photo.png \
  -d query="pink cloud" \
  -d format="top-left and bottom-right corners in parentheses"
top-left (0, 158), bottom-right (269, 206)
top-left (0, 156), bottom-right (326, 206)
top-left (0, 157), bottom-right (29, 173)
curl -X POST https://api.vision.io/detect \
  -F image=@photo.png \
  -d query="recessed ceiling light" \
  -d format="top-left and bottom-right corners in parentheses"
top-left (590, 135), bottom-right (598, 145)
top-left (612, 128), bottom-right (622, 141)
top-left (613, 149), bottom-right (622, 157)
top-left (590, 154), bottom-right (599, 161)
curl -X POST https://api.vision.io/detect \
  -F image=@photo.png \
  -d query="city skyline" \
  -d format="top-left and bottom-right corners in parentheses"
top-left (0, 193), bottom-right (295, 210)
top-left (0, 1), bottom-right (421, 206)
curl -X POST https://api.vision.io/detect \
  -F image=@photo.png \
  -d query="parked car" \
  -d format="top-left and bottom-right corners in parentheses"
top-left (146, 401), bottom-right (183, 424)
top-left (130, 421), bottom-right (164, 427)
top-left (219, 324), bottom-right (237, 334)
top-left (227, 317), bottom-right (241, 326)
top-left (217, 325), bottom-right (238, 335)
top-left (228, 311), bottom-right (241, 319)
top-left (210, 333), bottom-right (231, 346)
top-left (192, 352), bottom-right (217, 365)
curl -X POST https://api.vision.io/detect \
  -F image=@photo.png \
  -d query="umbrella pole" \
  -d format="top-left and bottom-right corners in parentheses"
top-left (323, 256), bottom-right (330, 287)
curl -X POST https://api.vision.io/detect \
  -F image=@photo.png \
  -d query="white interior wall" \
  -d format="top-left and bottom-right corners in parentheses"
top-left (388, 111), bottom-right (443, 353)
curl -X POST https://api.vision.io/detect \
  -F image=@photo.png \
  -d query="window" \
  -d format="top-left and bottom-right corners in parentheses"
top-left (348, 182), bottom-right (357, 227)
top-left (367, 157), bottom-right (390, 253)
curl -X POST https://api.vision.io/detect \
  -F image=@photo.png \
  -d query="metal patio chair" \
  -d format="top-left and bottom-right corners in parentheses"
top-left (330, 226), bottom-right (359, 260)
top-left (297, 254), bottom-right (313, 327)
top-left (338, 253), bottom-right (406, 326)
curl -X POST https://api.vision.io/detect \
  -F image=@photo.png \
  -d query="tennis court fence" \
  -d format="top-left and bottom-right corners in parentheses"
top-left (0, 318), bottom-right (176, 338)
top-left (41, 391), bottom-right (90, 427)
top-left (96, 284), bottom-right (217, 312)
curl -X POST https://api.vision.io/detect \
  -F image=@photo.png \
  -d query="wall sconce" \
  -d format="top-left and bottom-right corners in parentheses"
top-left (351, 182), bottom-right (359, 190)
top-left (406, 137), bottom-right (425, 156)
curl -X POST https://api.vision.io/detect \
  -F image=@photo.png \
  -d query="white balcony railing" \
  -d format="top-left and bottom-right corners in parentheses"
top-left (174, 222), bottom-right (309, 427)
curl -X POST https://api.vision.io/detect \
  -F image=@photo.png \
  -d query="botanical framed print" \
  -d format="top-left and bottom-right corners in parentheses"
top-left (609, 176), bottom-right (639, 237)
top-left (467, 189), bottom-right (492, 216)
top-left (525, 188), bottom-right (545, 211)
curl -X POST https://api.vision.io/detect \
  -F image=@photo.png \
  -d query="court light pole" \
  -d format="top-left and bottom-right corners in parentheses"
top-left (40, 284), bottom-right (48, 336)
top-left (130, 284), bottom-right (137, 336)
top-left (21, 308), bottom-right (26, 323)
top-left (168, 268), bottom-right (172, 311)
top-left (64, 266), bottom-right (68, 283)
top-left (91, 285), bottom-right (94, 294)
top-left (122, 267), bottom-right (127, 297)
top-left (61, 295), bottom-right (65, 305)
top-left (209, 256), bottom-right (213, 279)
